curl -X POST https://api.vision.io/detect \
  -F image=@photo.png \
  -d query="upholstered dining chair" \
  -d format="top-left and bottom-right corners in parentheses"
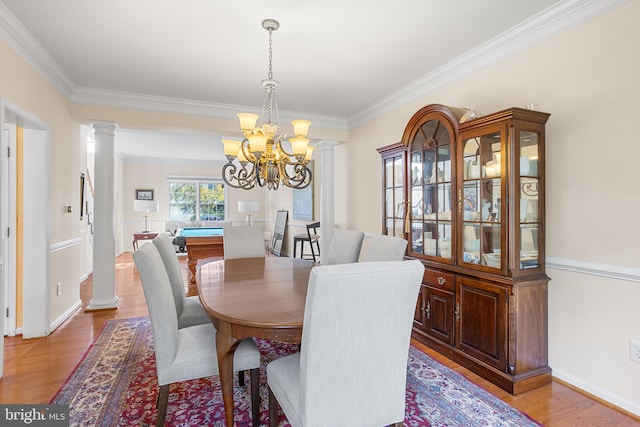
top-left (325, 229), bottom-right (365, 265)
top-left (223, 225), bottom-right (265, 259)
top-left (358, 234), bottom-right (408, 262)
top-left (152, 233), bottom-right (211, 328)
top-left (267, 260), bottom-right (424, 427)
top-left (133, 243), bottom-right (261, 427)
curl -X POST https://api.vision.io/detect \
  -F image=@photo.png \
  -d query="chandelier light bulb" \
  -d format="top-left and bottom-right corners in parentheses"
top-left (289, 137), bottom-right (310, 157)
top-left (221, 139), bottom-right (242, 158)
top-left (237, 113), bottom-right (259, 133)
top-left (291, 119), bottom-right (311, 138)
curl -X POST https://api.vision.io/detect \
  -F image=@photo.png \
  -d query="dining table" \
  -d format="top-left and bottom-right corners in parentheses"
top-left (196, 256), bottom-right (315, 427)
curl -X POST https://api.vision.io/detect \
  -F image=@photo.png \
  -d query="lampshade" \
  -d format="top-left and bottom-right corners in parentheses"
top-left (238, 201), bottom-right (259, 213)
top-left (133, 200), bottom-right (159, 212)
top-left (291, 119), bottom-right (311, 137)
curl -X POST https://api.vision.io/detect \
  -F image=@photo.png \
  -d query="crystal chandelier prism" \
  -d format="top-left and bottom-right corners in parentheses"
top-left (222, 19), bottom-right (313, 190)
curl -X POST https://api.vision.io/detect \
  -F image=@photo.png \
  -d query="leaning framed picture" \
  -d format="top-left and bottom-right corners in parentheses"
top-left (136, 189), bottom-right (154, 201)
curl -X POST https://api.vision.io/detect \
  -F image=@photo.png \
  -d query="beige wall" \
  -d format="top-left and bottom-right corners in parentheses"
top-left (0, 37), bottom-right (84, 330)
top-left (344, 1), bottom-right (640, 414)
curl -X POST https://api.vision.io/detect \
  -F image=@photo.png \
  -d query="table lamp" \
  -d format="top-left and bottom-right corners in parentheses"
top-left (133, 199), bottom-right (159, 232)
top-left (238, 200), bottom-right (259, 226)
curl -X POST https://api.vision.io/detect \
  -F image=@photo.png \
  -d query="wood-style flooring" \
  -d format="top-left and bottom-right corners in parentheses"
top-left (1, 252), bottom-right (638, 426)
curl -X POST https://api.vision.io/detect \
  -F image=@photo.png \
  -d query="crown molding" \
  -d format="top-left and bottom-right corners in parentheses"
top-left (0, 0), bottom-right (627, 131)
top-left (71, 87), bottom-right (348, 131)
top-left (0, 1), bottom-right (75, 98)
top-left (348, 0), bottom-right (629, 128)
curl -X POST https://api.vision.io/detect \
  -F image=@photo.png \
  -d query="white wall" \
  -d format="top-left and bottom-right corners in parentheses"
top-left (343, 1), bottom-right (640, 415)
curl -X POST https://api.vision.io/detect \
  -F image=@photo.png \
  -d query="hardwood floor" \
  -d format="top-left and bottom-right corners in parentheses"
top-left (1, 252), bottom-right (638, 426)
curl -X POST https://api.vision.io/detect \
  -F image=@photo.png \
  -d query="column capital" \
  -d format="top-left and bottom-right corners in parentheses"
top-left (90, 120), bottom-right (119, 136)
top-left (315, 140), bottom-right (339, 150)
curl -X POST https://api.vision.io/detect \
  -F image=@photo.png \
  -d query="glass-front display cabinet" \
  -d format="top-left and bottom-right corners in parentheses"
top-left (379, 104), bottom-right (551, 395)
top-left (400, 105), bottom-right (467, 264)
top-left (377, 142), bottom-right (406, 239)
top-left (457, 108), bottom-right (549, 277)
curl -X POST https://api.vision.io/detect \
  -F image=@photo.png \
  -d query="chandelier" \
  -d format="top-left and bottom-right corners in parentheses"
top-left (222, 19), bottom-right (313, 190)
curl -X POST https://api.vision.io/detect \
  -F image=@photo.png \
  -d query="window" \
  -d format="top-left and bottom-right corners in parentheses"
top-left (168, 179), bottom-right (226, 221)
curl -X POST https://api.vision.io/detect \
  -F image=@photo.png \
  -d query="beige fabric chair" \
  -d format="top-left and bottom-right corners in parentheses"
top-left (267, 260), bottom-right (424, 427)
top-left (223, 225), bottom-right (265, 259)
top-left (152, 233), bottom-right (211, 328)
top-left (325, 229), bottom-right (365, 265)
top-left (133, 243), bottom-right (261, 427)
top-left (359, 234), bottom-right (408, 262)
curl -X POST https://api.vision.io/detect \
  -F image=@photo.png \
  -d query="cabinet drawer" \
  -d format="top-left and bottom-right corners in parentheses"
top-left (423, 269), bottom-right (455, 291)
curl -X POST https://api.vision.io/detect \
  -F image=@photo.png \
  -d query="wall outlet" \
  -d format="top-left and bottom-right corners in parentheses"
top-left (56, 282), bottom-right (62, 296)
top-left (630, 340), bottom-right (640, 363)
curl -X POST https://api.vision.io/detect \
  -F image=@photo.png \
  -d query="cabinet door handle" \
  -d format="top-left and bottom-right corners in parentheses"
top-left (425, 301), bottom-right (430, 320)
top-left (437, 276), bottom-right (446, 285)
top-left (455, 303), bottom-right (460, 322)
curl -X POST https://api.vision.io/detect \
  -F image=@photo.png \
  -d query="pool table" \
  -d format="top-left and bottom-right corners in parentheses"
top-left (175, 227), bottom-right (224, 283)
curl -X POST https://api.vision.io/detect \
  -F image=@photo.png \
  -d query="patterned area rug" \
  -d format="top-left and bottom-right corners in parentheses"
top-left (51, 317), bottom-right (541, 426)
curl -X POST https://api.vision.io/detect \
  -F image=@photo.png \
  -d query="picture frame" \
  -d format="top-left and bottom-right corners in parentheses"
top-left (136, 189), bottom-right (154, 201)
top-left (292, 162), bottom-right (313, 220)
top-left (80, 173), bottom-right (85, 221)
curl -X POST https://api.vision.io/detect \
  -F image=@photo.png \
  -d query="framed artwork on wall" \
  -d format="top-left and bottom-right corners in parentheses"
top-left (136, 189), bottom-right (154, 201)
top-left (80, 173), bottom-right (85, 221)
top-left (292, 163), bottom-right (313, 220)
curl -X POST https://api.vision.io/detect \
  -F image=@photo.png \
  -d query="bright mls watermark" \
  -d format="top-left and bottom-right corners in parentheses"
top-left (0, 405), bottom-right (68, 426)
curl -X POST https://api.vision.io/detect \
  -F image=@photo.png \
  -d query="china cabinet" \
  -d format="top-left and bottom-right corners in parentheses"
top-left (379, 104), bottom-right (551, 394)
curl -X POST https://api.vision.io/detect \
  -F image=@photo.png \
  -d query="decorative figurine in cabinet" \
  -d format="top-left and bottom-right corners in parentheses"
top-left (379, 104), bottom-right (551, 394)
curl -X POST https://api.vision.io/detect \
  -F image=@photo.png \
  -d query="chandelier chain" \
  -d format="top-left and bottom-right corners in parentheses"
top-left (267, 28), bottom-right (273, 81)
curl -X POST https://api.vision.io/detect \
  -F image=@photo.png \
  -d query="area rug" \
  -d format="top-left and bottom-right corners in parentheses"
top-left (51, 317), bottom-right (541, 426)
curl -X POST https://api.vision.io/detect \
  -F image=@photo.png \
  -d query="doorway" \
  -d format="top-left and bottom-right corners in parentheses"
top-left (1, 98), bottom-right (51, 376)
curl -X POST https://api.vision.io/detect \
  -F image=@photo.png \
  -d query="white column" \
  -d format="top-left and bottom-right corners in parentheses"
top-left (316, 140), bottom-right (338, 264)
top-left (86, 121), bottom-right (120, 311)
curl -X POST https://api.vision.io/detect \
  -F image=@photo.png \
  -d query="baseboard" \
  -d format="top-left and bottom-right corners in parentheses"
top-left (50, 299), bottom-right (82, 332)
top-left (552, 367), bottom-right (640, 418)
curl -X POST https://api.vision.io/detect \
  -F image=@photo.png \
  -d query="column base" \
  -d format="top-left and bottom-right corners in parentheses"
top-left (84, 296), bottom-right (121, 312)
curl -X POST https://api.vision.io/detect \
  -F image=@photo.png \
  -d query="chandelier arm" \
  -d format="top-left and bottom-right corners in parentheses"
top-left (279, 161), bottom-right (312, 189)
top-left (222, 162), bottom-right (257, 190)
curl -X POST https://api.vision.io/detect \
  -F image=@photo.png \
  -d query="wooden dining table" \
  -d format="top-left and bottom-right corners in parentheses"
top-left (196, 256), bottom-right (315, 427)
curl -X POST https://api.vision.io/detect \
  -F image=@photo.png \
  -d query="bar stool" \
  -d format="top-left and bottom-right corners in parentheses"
top-left (293, 222), bottom-right (320, 262)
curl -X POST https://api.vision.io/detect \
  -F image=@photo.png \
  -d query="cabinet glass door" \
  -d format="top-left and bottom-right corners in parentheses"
top-left (519, 130), bottom-right (540, 269)
top-left (409, 119), bottom-right (453, 260)
top-left (461, 131), bottom-right (502, 269)
top-left (383, 153), bottom-right (405, 238)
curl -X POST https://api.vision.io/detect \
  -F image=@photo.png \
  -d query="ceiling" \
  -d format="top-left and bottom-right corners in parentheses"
top-left (0, 0), bottom-right (588, 160)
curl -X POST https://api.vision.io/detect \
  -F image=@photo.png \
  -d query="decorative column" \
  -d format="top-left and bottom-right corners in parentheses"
top-left (85, 121), bottom-right (120, 311)
top-left (316, 140), bottom-right (338, 264)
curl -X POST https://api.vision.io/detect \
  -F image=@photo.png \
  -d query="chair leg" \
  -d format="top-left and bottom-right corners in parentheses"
top-left (268, 385), bottom-right (279, 427)
top-left (250, 368), bottom-right (260, 427)
top-left (239, 370), bottom-right (245, 386)
top-left (390, 422), bottom-right (403, 427)
top-left (156, 384), bottom-right (170, 427)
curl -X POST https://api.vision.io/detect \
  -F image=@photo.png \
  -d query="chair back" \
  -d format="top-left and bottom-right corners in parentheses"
top-left (153, 233), bottom-right (186, 316)
top-left (306, 222), bottom-right (320, 241)
top-left (223, 225), bottom-right (265, 259)
top-left (325, 229), bottom-right (365, 265)
top-left (299, 260), bottom-right (424, 425)
top-left (359, 234), bottom-right (408, 262)
top-left (132, 244), bottom-right (179, 372)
